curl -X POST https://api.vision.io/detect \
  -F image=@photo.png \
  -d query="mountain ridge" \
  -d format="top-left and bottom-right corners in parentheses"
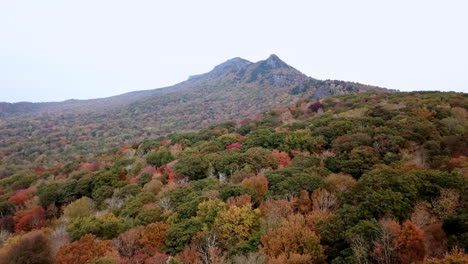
top-left (0, 55), bottom-right (394, 167)
top-left (0, 54), bottom-right (389, 108)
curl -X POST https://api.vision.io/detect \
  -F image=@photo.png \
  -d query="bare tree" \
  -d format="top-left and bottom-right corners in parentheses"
top-left (311, 188), bottom-right (337, 211)
top-left (350, 234), bottom-right (372, 264)
top-left (158, 197), bottom-right (171, 211)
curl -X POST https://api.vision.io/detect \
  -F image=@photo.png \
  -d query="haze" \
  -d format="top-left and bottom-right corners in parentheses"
top-left (0, 0), bottom-right (467, 103)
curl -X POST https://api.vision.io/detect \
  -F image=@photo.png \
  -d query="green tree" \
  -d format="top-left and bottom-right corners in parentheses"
top-left (165, 218), bottom-right (203, 254)
top-left (174, 154), bottom-right (209, 180)
top-left (137, 172), bottom-right (152, 187)
top-left (37, 182), bottom-right (64, 207)
top-left (63, 196), bottom-right (96, 220)
top-left (196, 199), bottom-right (227, 229)
top-left (146, 148), bottom-right (175, 167)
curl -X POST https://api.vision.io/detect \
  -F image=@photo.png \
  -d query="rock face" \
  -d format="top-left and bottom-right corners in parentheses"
top-left (0, 55), bottom-right (393, 165)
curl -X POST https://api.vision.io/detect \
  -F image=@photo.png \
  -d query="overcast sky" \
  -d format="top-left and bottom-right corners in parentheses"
top-left (0, 0), bottom-right (467, 102)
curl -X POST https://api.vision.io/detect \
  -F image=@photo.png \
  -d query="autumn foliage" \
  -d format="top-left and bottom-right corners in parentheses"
top-left (373, 219), bottom-right (426, 264)
top-left (55, 234), bottom-right (114, 264)
top-left (241, 174), bottom-right (268, 200)
top-left (13, 206), bottom-right (45, 232)
top-left (0, 92), bottom-right (466, 263)
top-left (260, 214), bottom-right (325, 263)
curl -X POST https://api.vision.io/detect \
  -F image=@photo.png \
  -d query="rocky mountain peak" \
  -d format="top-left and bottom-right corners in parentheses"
top-left (264, 54), bottom-right (291, 69)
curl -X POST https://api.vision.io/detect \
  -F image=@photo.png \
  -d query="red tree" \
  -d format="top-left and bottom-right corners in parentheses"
top-left (9, 193), bottom-right (29, 207)
top-left (397, 221), bottom-right (426, 263)
top-left (272, 150), bottom-right (291, 167)
top-left (14, 206), bottom-right (45, 232)
top-left (55, 234), bottom-right (114, 264)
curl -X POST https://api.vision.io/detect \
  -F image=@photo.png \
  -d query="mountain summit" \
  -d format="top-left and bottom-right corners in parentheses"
top-left (0, 55), bottom-right (392, 165)
top-left (264, 54), bottom-right (293, 69)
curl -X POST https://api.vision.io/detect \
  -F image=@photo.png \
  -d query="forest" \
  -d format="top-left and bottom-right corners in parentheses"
top-left (0, 91), bottom-right (466, 264)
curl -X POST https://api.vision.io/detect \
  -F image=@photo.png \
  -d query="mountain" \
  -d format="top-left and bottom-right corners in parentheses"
top-left (0, 55), bottom-right (392, 170)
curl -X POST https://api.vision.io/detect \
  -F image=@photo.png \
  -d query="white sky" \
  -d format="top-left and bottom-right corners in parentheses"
top-left (0, 0), bottom-right (467, 102)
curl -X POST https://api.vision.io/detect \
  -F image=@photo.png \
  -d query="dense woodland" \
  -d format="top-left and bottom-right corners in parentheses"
top-left (0, 91), bottom-right (467, 264)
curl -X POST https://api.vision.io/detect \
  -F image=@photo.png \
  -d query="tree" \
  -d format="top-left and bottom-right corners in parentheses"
top-left (165, 218), bottom-right (203, 254)
top-left (114, 226), bottom-right (144, 259)
top-left (259, 200), bottom-right (295, 231)
top-left (372, 219), bottom-right (426, 264)
top-left (243, 147), bottom-right (279, 172)
top-left (279, 129), bottom-right (324, 153)
top-left (139, 222), bottom-right (169, 254)
top-left (0, 230), bottom-right (53, 264)
top-left (241, 175), bottom-right (269, 201)
top-left (332, 132), bottom-right (373, 154)
top-left (135, 207), bottom-right (164, 226)
top-left (146, 149), bottom-right (175, 167)
top-left (174, 154), bottom-right (209, 180)
top-left (92, 186), bottom-right (114, 204)
top-left (8, 193), bottom-right (29, 208)
top-left (119, 192), bottom-right (157, 218)
top-left (432, 189), bottom-right (460, 218)
top-left (55, 234), bottom-right (114, 264)
top-left (260, 214), bottom-right (325, 263)
top-left (37, 182), bottom-right (63, 207)
top-left (175, 245), bottom-right (200, 264)
top-left (272, 149), bottom-right (291, 167)
top-left (215, 150), bottom-right (245, 176)
top-left (340, 146), bottom-right (379, 178)
top-left (196, 199), bottom-right (227, 229)
top-left (323, 173), bottom-right (356, 194)
top-left (295, 190), bottom-right (311, 214)
top-left (67, 213), bottom-right (124, 241)
top-left (63, 196), bottom-right (96, 220)
top-left (276, 173), bottom-right (324, 196)
top-left (311, 188), bottom-right (337, 211)
top-left (213, 203), bottom-right (261, 248)
top-left (14, 206), bottom-right (45, 232)
top-left (397, 221), bottom-right (426, 264)
top-left (372, 218), bottom-right (400, 264)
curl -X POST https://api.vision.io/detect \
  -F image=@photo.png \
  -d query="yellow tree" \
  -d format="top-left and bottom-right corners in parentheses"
top-left (213, 203), bottom-right (261, 247)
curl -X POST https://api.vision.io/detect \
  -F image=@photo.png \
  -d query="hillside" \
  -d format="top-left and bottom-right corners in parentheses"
top-left (0, 91), bottom-right (466, 263)
top-left (0, 55), bottom-right (391, 170)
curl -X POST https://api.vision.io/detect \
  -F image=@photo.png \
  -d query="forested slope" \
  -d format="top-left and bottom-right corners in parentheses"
top-left (0, 91), bottom-right (466, 263)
